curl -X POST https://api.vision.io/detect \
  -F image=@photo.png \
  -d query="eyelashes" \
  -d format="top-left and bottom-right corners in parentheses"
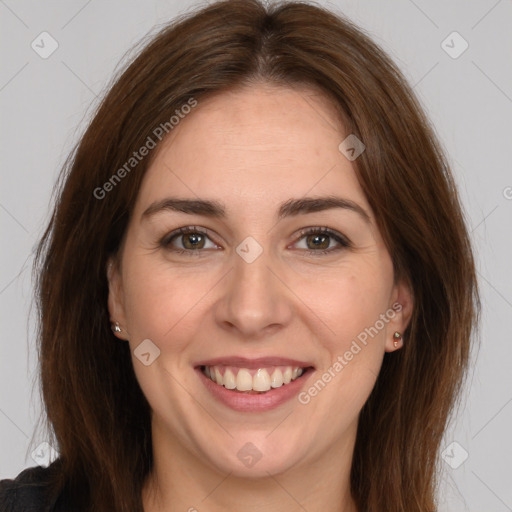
top-left (160, 226), bottom-right (217, 253)
top-left (294, 227), bottom-right (350, 255)
top-left (159, 225), bottom-right (351, 257)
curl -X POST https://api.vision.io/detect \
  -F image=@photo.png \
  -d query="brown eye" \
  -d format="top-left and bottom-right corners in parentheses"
top-left (182, 232), bottom-right (206, 249)
top-left (160, 226), bottom-right (219, 254)
top-left (305, 233), bottom-right (330, 250)
top-left (293, 227), bottom-right (350, 255)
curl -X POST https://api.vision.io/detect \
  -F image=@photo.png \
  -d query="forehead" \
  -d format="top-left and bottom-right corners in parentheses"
top-left (134, 84), bottom-right (370, 216)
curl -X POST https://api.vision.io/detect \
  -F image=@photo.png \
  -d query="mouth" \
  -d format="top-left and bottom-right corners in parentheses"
top-left (198, 364), bottom-right (314, 394)
top-left (193, 356), bottom-right (315, 411)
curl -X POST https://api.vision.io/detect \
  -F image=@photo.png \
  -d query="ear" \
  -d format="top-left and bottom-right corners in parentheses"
top-left (107, 257), bottom-right (129, 340)
top-left (384, 278), bottom-right (414, 353)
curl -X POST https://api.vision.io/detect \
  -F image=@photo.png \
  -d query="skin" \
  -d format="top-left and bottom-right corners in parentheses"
top-left (108, 83), bottom-right (413, 512)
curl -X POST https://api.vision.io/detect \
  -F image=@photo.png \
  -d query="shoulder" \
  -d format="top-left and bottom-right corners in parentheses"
top-left (0, 460), bottom-right (63, 512)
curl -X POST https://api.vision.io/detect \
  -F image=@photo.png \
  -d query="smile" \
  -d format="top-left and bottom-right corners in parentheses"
top-left (194, 357), bottom-right (315, 412)
top-left (201, 365), bottom-right (308, 393)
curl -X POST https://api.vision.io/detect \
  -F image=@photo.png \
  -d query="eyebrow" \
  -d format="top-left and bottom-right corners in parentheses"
top-left (141, 195), bottom-right (371, 223)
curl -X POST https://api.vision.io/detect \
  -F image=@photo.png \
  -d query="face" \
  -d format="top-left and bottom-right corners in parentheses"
top-left (108, 83), bottom-right (412, 478)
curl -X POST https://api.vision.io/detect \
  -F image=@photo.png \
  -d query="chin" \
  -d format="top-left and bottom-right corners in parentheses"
top-left (200, 433), bottom-right (307, 478)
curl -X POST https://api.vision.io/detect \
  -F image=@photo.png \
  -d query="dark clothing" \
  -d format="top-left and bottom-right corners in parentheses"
top-left (0, 462), bottom-right (64, 512)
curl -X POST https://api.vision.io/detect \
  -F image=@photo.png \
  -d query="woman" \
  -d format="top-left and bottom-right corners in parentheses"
top-left (0, 0), bottom-right (479, 510)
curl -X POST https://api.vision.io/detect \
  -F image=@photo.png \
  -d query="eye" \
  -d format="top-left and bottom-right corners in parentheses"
top-left (160, 226), bottom-right (220, 254)
top-left (292, 227), bottom-right (350, 256)
top-left (159, 225), bottom-right (350, 257)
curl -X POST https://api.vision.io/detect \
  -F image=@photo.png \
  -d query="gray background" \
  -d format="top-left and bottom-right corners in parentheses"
top-left (1, 1), bottom-right (511, 510)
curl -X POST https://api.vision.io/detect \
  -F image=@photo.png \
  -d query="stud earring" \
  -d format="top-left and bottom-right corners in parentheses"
top-left (112, 322), bottom-right (122, 333)
top-left (393, 331), bottom-right (402, 348)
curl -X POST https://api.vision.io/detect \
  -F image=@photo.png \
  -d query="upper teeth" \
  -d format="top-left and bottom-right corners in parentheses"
top-left (203, 365), bottom-right (305, 392)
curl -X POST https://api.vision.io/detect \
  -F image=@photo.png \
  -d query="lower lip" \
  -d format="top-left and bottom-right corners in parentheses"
top-left (196, 367), bottom-right (314, 412)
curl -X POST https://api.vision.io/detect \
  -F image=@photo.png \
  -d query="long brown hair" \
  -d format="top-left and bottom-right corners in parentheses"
top-left (34, 1), bottom-right (479, 510)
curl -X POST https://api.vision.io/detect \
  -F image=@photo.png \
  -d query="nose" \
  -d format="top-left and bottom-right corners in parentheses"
top-left (213, 246), bottom-right (294, 340)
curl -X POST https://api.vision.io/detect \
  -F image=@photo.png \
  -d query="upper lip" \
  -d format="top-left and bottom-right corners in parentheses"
top-left (194, 356), bottom-right (315, 369)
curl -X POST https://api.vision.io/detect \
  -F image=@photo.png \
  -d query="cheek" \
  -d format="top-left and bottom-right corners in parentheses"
top-left (297, 278), bottom-right (391, 437)
top-left (313, 258), bottom-right (393, 404)
top-left (121, 254), bottom-right (217, 350)
top-left (306, 258), bottom-right (394, 347)
top-left (121, 261), bottom-right (211, 401)
top-left (296, 256), bottom-right (394, 409)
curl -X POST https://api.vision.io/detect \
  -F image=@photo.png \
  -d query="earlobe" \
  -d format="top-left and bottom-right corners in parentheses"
top-left (107, 258), bottom-right (129, 340)
top-left (385, 280), bottom-right (413, 352)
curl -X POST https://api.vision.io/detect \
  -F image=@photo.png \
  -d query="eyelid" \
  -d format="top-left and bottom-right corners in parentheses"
top-left (295, 226), bottom-right (350, 241)
top-left (160, 226), bottom-right (220, 249)
top-left (292, 226), bottom-right (351, 249)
